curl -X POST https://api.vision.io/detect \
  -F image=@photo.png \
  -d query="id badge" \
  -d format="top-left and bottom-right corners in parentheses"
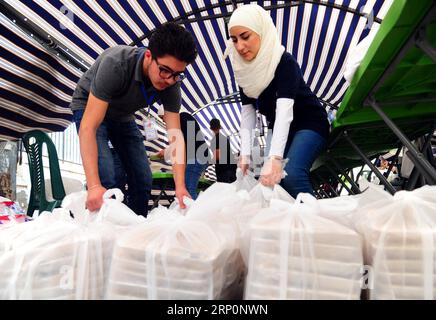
top-left (144, 117), bottom-right (159, 141)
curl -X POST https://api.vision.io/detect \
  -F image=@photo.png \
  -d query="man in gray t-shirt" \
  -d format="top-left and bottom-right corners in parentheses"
top-left (71, 23), bottom-right (197, 217)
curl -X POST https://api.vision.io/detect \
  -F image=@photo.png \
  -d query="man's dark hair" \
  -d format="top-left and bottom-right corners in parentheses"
top-left (148, 22), bottom-right (197, 64)
top-left (210, 118), bottom-right (221, 130)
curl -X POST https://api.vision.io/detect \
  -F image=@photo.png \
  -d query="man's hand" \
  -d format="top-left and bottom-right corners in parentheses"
top-left (79, 93), bottom-right (109, 213)
top-left (175, 185), bottom-right (191, 209)
top-left (259, 157), bottom-right (284, 187)
top-left (238, 155), bottom-right (250, 175)
top-left (86, 185), bottom-right (107, 212)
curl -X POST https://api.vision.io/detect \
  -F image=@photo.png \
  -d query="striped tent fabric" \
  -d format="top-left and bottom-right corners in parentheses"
top-left (0, 9), bottom-right (79, 140)
top-left (0, 0), bottom-right (393, 181)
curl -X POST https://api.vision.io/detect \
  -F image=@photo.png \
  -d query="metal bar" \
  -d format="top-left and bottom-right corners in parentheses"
top-left (313, 188), bottom-right (322, 199)
top-left (366, 158), bottom-right (379, 182)
top-left (192, 92), bottom-right (241, 115)
top-left (327, 153), bottom-right (361, 194)
top-left (325, 164), bottom-right (352, 196)
top-left (336, 175), bottom-right (351, 196)
top-left (0, 0), bottom-right (90, 72)
top-left (420, 173), bottom-right (427, 187)
top-left (310, 177), bottom-right (323, 198)
top-left (367, 98), bottom-right (436, 184)
top-left (186, 0), bottom-right (383, 24)
top-left (344, 131), bottom-right (397, 195)
top-left (318, 185), bottom-right (330, 198)
top-left (354, 164), bottom-right (366, 185)
top-left (296, 0), bottom-right (382, 24)
top-left (376, 96), bottom-right (436, 106)
top-left (338, 182), bottom-right (344, 195)
top-left (405, 167), bottom-right (421, 191)
top-left (327, 181), bottom-right (339, 197)
top-left (329, 131), bottom-right (345, 149)
top-left (131, 0), bottom-right (382, 46)
top-left (405, 127), bottom-right (436, 190)
top-left (313, 174), bottom-right (330, 198)
top-left (130, 0), bottom-right (234, 45)
top-left (151, 179), bottom-right (170, 210)
top-left (320, 99), bottom-right (339, 110)
top-left (416, 26), bottom-right (436, 63)
top-left (384, 147), bottom-right (402, 180)
top-left (231, 0), bottom-right (237, 10)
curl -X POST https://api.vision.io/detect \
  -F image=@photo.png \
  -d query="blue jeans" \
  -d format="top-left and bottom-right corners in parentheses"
top-left (185, 159), bottom-right (208, 200)
top-left (73, 110), bottom-right (152, 217)
top-left (281, 129), bottom-right (327, 198)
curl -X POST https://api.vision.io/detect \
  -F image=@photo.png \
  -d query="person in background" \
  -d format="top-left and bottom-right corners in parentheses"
top-left (226, 4), bottom-right (330, 198)
top-left (70, 22), bottom-right (197, 216)
top-left (209, 118), bottom-right (237, 183)
top-left (158, 111), bottom-right (210, 199)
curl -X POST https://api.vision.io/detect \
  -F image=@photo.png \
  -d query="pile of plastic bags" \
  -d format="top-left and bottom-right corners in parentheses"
top-left (244, 196), bottom-right (363, 300)
top-left (1, 170), bottom-right (436, 300)
top-left (353, 184), bottom-right (436, 299)
top-left (0, 189), bottom-right (143, 299)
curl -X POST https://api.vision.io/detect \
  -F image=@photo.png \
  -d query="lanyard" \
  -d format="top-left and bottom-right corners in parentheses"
top-left (255, 101), bottom-right (265, 137)
top-left (137, 47), bottom-right (156, 117)
top-left (140, 84), bottom-right (155, 117)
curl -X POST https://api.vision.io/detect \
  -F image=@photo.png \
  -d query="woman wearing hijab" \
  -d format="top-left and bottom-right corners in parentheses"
top-left (226, 4), bottom-right (330, 198)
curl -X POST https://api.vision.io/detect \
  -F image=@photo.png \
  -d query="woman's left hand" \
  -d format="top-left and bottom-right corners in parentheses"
top-left (259, 157), bottom-right (284, 186)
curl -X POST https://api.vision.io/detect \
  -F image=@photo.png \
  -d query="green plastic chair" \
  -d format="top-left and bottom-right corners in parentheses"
top-left (22, 130), bottom-right (66, 216)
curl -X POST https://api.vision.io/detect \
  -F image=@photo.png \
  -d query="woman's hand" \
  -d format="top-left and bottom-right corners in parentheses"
top-left (259, 157), bottom-right (284, 186)
top-left (238, 155), bottom-right (251, 175)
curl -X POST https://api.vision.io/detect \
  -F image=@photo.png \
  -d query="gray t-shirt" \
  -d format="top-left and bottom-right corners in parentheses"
top-left (70, 45), bottom-right (181, 122)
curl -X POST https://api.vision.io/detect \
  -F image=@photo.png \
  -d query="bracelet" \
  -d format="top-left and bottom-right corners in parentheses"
top-left (88, 184), bottom-right (102, 190)
top-left (268, 155), bottom-right (283, 161)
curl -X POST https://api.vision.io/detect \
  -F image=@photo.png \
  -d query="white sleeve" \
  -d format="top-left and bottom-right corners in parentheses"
top-left (240, 103), bottom-right (256, 156)
top-left (268, 98), bottom-right (294, 158)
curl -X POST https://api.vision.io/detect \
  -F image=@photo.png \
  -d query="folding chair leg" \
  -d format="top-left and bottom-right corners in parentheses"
top-left (344, 131), bottom-right (397, 195)
top-left (416, 18), bottom-right (436, 63)
top-left (367, 97), bottom-right (436, 184)
top-left (354, 165), bottom-right (366, 185)
top-left (312, 174), bottom-right (330, 198)
top-left (405, 130), bottom-right (436, 190)
top-left (324, 164), bottom-right (353, 196)
top-left (327, 153), bottom-right (361, 194)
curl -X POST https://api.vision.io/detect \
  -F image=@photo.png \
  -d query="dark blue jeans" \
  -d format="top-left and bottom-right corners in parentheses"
top-left (281, 129), bottom-right (327, 198)
top-left (185, 159), bottom-right (208, 200)
top-left (73, 110), bottom-right (152, 217)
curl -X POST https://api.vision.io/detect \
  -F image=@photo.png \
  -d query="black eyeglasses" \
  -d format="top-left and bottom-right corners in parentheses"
top-left (154, 57), bottom-right (186, 82)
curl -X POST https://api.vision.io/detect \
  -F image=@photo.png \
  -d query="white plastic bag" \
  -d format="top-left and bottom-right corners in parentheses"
top-left (353, 185), bottom-right (436, 300)
top-left (244, 196), bottom-right (363, 300)
top-left (0, 188), bottom-right (143, 300)
top-left (233, 169), bottom-right (258, 192)
top-left (0, 209), bottom-right (87, 299)
top-left (106, 206), bottom-right (243, 300)
top-left (61, 189), bottom-right (146, 226)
